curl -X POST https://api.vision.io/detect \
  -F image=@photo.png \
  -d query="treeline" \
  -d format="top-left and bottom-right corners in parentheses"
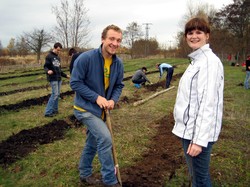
top-left (0, 0), bottom-right (249, 62)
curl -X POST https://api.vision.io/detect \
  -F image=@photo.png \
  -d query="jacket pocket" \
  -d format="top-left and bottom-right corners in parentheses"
top-left (183, 104), bottom-right (190, 126)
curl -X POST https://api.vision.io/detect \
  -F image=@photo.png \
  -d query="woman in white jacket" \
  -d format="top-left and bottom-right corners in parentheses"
top-left (172, 17), bottom-right (224, 187)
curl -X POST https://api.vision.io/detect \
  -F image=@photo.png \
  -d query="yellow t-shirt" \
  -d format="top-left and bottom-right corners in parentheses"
top-left (104, 57), bottom-right (112, 90)
top-left (74, 58), bottom-right (112, 114)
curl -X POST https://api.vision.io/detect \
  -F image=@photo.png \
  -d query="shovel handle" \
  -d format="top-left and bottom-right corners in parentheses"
top-left (105, 110), bottom-right (122, 186)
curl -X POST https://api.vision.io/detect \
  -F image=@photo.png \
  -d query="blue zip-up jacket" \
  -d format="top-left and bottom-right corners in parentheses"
top-left (70, 46), bottom-right (124, 118)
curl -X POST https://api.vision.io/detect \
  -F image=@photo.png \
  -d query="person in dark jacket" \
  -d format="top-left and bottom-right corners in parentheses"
top-left (132, 67), bottom-right (152, 88)
top-left (68, 48), bottom-right (82, 74)
top-left (244, 55), bottom-right (250, 89)
top-left (44, 42), bottom-right (70, 117)
top-left (70, 25), bottom-right (124, 187)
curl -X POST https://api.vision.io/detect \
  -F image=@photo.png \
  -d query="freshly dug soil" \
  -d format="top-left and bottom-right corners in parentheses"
top-left (121, 114), bottom-right (184, 187)
top-left (0, 120), bottom-right (71, 168)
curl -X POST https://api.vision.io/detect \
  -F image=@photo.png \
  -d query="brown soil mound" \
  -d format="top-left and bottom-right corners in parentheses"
top-left (0, 120), bottom-right (71, 168)
top-left (121, 113), bottom-right (184, 187)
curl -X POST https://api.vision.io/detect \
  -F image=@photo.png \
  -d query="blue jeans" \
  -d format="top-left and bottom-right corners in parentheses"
top-left (244, 71), bottom-right (250, 89)
top-left (74, 110), bottom-right (117, 185)
top-left (182, 139), bottom-right (214, 187)
top-left (44, 80), bottom-right (62, 115)
top-left (166, 67), bottom-right (174, 88)
top-left (132, 78), bottom-right (147, 85)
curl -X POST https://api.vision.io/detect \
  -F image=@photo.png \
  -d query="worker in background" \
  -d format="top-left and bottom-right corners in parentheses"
top-left (156, 63), bottom-right (174, 88)
top-left (132, 67), bottom-right (152, 88)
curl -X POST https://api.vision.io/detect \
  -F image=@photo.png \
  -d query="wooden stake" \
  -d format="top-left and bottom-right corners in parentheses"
top-left (133, 86), bottom-right (175, 106)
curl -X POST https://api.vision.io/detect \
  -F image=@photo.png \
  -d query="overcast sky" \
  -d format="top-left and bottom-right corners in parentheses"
top-left (0, 0), bottom-right (233, 49)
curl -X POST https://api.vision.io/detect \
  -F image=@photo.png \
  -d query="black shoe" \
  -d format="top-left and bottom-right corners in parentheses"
top-left (80, 175), bottom-right (101, 185)
top-left (44, 113), bottom-right (55, 117)
top-left (103, 183), bottom-right (121, 187)
top-left (53, 111), bottom-right (59, 115)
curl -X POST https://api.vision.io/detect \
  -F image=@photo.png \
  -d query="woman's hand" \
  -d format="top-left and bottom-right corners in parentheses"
top-left (187, 143), bottom-right (202, 157)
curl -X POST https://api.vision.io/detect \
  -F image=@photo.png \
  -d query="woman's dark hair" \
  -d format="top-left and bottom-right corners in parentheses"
top-left (184, 17), bottom-right (210, 37)
top-left (68, 48), bottom-right (77, 56)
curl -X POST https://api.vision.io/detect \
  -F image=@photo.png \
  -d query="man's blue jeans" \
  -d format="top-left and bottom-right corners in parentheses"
top-left (44, 80), bottom-right (62, 115)
top-left (166, 67), bottom-right (174, 88)
top-left (132, 78), bottom-right (147, 85)
top-left (74, 110), bottom-right (118, 185)
top-left (182, 139), bottom-right (214, 187)
top-left (244, 71), bottom-right (250, 89)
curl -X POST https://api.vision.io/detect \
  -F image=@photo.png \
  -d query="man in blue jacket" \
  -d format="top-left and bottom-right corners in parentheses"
top-left (70, 25), bottom-right (124, 187)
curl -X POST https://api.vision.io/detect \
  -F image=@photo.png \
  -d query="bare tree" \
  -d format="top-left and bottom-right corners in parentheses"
top-left (213, 0), bottom-right (250, 60)
top-left (123, 22), bottom-right (144, 58)
top-left (180, 0), bottom-right (217, 28)
top-left (52, 0), bottom-right (70, 48)
top-left (132, 38), bottom-right (159, 58)
top-left (123, 22), bottom-right (143, 48)
top-left (15, 37), bottom-right (30, 56)
top-left (71, 0), bottom-right (90, 47)
top-left (7, 38), bottom-right (16, 57)
top-left (22, 28), bottom-right (53, 63)
top-left (52, 0), bottom-right (90, 48)
top-left (176, 0), bottom-right (220, 57)
top-left (0, 40), bottom-right (3, 56)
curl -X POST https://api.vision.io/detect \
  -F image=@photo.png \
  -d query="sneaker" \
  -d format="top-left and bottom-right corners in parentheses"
top-left (134, 83), bottom-right (141, 88)
top-left (44, 113), bottom-right (55, 117)
top-left (103, 183), bottom-right (121, 187)
top-left (80, 175), bottom-right (101, 185)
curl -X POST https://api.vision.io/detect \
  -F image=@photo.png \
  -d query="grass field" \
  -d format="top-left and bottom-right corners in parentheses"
top-left (0, 58), bottom-right (249, 187)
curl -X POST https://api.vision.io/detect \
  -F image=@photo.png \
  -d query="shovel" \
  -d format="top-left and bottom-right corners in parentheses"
top-left (105, 109), bottom-right (122, 186)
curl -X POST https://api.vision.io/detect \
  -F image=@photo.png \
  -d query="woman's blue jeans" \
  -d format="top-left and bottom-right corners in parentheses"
top-left (244, 71), bottom-right (250, 89)
top-left (44, 80), bottom-right (62, 115)
top-left (74, 110), bottom-right (118, 185)
top-left (182, 139), bottom-right (214, 187)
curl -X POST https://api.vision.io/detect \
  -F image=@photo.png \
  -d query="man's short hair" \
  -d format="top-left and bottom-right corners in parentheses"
top-left (142, 67), bottom-right (147, 71)
top-left (68, 48), bottom-right (77, 56)
top-left (54, 42), bottom-right (63, 49)
top-left (101, 24), bottom-right (122, 39)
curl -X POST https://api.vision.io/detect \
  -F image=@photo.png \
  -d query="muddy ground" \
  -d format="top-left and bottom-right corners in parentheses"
top-left (0, 73), bottom-right (185, 186)
top-left (0, 120), bottom-right (71, 167)
top-left (121, 114), bottom-right (184, 187)
top-left (0, 114), bottom-right (183, 187)
top-left (0, 73), bottom-right (182, 112)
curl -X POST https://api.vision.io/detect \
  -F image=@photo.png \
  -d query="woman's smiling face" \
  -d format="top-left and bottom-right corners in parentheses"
top-left (186, 29), bottom-right (209, 50)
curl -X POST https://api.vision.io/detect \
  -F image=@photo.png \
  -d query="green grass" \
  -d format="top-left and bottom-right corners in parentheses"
top-left (0, 59), bottom-right (249, 186)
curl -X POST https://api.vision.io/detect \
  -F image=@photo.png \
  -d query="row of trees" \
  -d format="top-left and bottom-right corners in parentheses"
top-left (177, 0), bottom-right (250, 62)
top-left (0, 0), bottom-right (249, 62)
top-left (114, 0), bottom-right (250, 61)
top-left (0, 0), bottom-right (90, 63)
